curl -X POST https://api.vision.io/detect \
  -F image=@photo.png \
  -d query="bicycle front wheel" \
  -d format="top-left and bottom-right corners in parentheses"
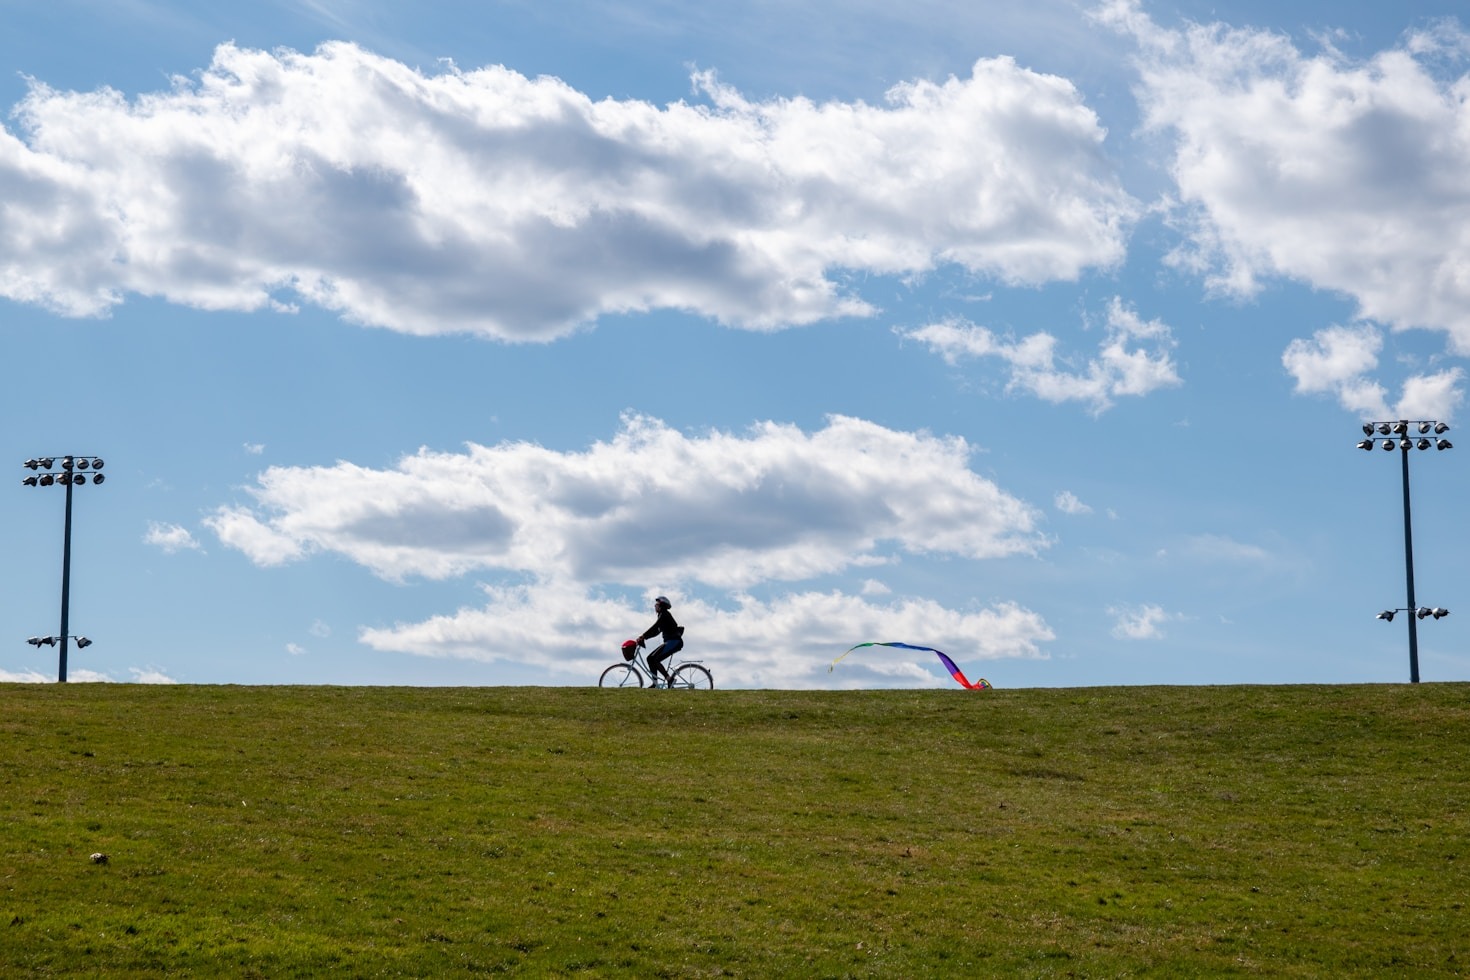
top-left (669, 664), bottom-right (714, 690)
top-left (599, 663), bottom-right (644, 688)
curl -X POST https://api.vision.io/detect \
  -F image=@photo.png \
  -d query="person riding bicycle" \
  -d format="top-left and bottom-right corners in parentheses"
top-left (637, 596), bottom-right (684, 688)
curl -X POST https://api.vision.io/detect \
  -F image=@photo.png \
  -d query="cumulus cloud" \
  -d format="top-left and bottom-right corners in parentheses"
top-left (205, 414), bottom-right (1048, 587)
top-left (1283, 323), bottom-right (1464, 419)
top-left (1109, 603), bottom-right (1178, 640)
top-left (0, 42), bottom-right (1136, 339)
top-left (360, 581), bottom-right (1052, 688)
top-left (0, 668), bottom-right (50, 683)
top-left (145, 521), bottom-right (203, 553)
top-left (16, 667), bottom-right (183, 683)
top-left (1099, 0), bottom-right (1470, 350)
top-left (902, 296), bottom-right (1181, 413)
top-left (1055, 490), bottom-right (1093, 515)
top-left (130, 668), bottom-right (180, 684)
top-left (205, 413), bottom-right (1056, 682)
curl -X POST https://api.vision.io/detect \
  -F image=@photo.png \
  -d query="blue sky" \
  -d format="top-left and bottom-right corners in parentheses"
top-left (1, 0), bottom-right (1466, 688)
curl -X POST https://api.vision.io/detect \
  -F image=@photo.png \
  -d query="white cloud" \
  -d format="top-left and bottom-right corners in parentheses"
top-left (0, 42), bottom-right (1136, 338)
top-left (1182, 534), bottom-right (1272, 565)
top-left (66, 670), bottom-right (118, 683)
top-left (24, 668), bottom-right (183, 683)
top-left (1283, 323), bottom-right (1464, 419)
top-left (144, 521), bottom-right (202, 553)
top-left (360, 581), bottom-right (1052, 688)
top-left (1397, 368), bottom-right (1466, 421)
top-left (1109, 602), bottom-right (1177, 640)
top-left (205, 414), bottom-right (1048, 587)
top-left (1055, 490), bottom-right (1093, 515)
top-left (1100, 1), bottom-right (1470, 350)
top-left (286, 643), bottom-right (307, 656)
top-left (130, 667), bottom-right (179, 684)
top-left (0, 668), bottom-right (50, 683)
top-left (244, 443), bottom-right (265, 455)
top-left (903, 296), bottom-right (1181, 413)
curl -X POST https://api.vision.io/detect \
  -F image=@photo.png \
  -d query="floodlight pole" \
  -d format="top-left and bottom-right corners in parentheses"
top-left (58, 473), bottom-right (74, 687)
top-left (1357, 421), bottom-right (1451, 683)
top-left (1397, 440), bottom-right (1420, 684)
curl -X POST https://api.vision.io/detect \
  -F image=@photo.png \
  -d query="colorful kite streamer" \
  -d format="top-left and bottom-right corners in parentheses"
top-left (830, 642), bottom-right (993, 690)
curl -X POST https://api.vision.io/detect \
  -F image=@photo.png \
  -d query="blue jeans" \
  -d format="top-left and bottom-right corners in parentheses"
top-left (648, 637), bottom-right (683, 682)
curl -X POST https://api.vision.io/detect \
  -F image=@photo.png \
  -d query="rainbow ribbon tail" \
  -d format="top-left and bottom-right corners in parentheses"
top-left (833, 641), bottom-right (993, 691)
top-left (933, 651), bottom-right (991, 691)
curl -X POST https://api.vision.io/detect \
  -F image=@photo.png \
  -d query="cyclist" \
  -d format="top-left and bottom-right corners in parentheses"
top-left (637, 596), bottom-right (684, 688)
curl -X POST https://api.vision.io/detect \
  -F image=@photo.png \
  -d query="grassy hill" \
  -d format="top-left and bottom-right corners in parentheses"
top-left (2, 682), bottom-right (1468, 976)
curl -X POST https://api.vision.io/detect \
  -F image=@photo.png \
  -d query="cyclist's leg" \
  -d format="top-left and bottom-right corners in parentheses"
top-left (648, 638), bottom-right (681, 685)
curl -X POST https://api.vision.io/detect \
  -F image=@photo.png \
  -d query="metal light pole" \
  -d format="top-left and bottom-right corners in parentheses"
top-left (1356, 421), bottom-right (1451, 682)
top-left (22, 456), bottom-right (106, 682)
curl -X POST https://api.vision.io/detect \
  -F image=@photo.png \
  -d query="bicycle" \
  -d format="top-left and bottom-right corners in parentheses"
top-left (599, 640), bottom-right (714, 690)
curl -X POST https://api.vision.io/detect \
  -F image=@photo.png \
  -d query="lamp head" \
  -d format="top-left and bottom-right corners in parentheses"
top-left (1437, 439), bottom-right (1453, 451)
top-left (1376, 610), bottom-right (1396, 622)
top-left (1357, 439), bottom-right (1374, 451)
top-left (75, 637), bottom-right (92, 649)
top-left (1435, 422), bottom-right (1450, 434)
top-left (1433, 608), bottom-right (1450, 620)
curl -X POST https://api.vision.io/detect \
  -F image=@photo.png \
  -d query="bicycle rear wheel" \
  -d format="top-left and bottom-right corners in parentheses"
top-left (599, 663), bottom-right (644, 688)
top-left (669, 663), bottom-right (713, 690)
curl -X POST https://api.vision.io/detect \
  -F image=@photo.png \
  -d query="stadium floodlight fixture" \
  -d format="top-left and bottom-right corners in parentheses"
top-left (1356, 421), bottom-right (1453, 683)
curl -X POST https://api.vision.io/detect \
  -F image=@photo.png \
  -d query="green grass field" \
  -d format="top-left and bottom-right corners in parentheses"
top-left (2, 682), bottom-right (1468, 976)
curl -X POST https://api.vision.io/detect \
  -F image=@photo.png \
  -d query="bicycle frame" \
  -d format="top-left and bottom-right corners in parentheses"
top-left (629, 647), bottom-right (686, 684)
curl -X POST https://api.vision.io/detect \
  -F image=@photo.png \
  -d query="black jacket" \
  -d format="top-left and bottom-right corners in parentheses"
top-left (640, 608), bottom-right (682, 645)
